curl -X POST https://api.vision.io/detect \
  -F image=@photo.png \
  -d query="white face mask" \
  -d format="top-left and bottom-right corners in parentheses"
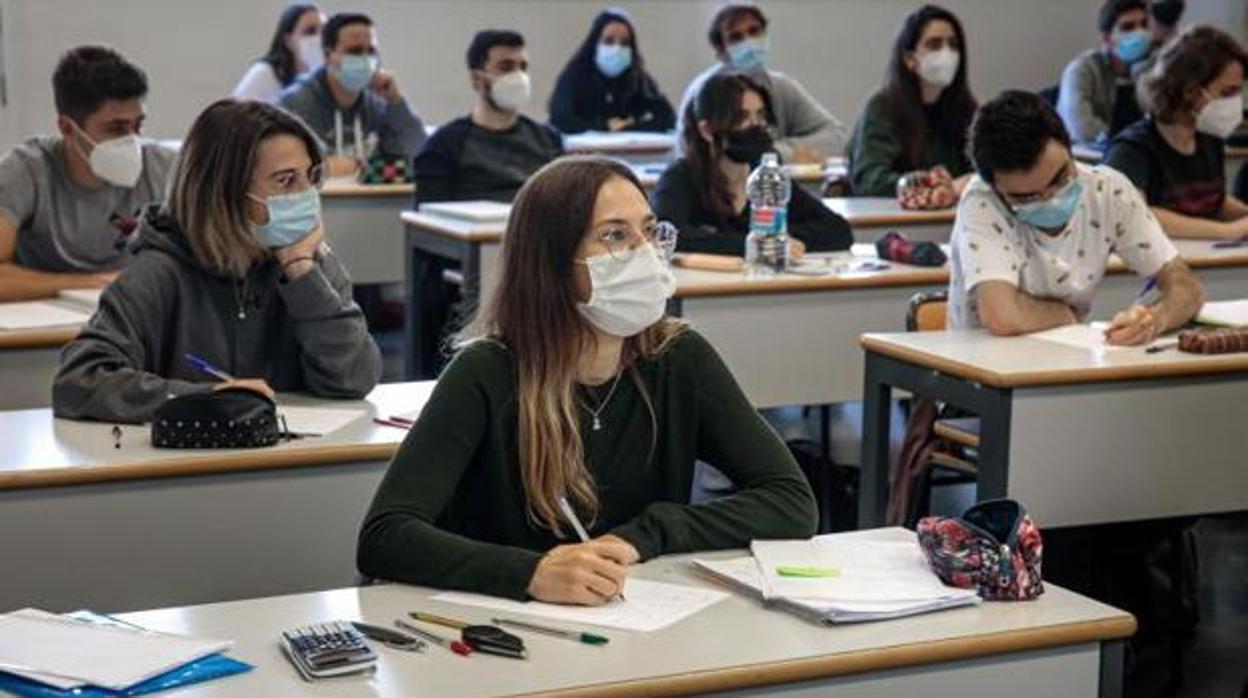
top-left (295, 34), bottom-right (324, 72)
top-left (1195, 91), bottom-right (1244, 139)
top-left (72, 122), bottom-right (143, 188)
top-left (489, 70), bottom-right (531, 112)
top-left (576, 244), bottom-right (676, 338)
top-left (917, 48), bottom-right (960, 89)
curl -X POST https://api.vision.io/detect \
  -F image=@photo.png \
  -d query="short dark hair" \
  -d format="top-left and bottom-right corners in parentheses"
top-left (1140, 25), bottom-right (1247, 124)
top-left (466, 30), bottom-right (525, 71)
top-left (707, 3), bottom-right (768, 51)
top-left (970, 90), bottom-right (1071, 183)
top-left (322, 12), bottom-right (372, 51)
top-left (52, 45), bottom-right (148, 124)
top-left (1098, 0), bottom-right (1147, 35)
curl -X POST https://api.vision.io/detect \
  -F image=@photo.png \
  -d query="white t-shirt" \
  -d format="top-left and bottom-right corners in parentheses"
top-left (232, 62), bottom-right (285, 104)
top-left (948, 163), bottom-right (1177, 329)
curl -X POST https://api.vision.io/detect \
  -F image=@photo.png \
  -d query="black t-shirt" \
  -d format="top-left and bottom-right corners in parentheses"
top-left (1105, 118), bottom-right (1225, 219)
top-left (412, 116), bottom-right (564, 206)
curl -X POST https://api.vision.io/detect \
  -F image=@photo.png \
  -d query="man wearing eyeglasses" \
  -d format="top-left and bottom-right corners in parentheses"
top-left (947, 90), bottom-right (1203, 346)
top-left (278, 12), bottom-right (426, 179)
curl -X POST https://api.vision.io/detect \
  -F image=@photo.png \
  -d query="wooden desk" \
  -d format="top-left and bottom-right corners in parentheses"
top-left (0, 382), bottom-right (433, 613)
top-left (858, 330), bottom-right (1248, 529)
top-left (824, 197), bottom-right (956, 243)
top-left (118, 549), bottom-right (1134, 697)
top-left (321, 180), bottom-right (415, 284)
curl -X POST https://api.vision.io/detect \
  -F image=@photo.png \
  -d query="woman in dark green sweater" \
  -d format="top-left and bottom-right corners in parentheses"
top-left (358, 156), bottom-right (816, 604)
top-left (846, 4), bottom-right (976, 197)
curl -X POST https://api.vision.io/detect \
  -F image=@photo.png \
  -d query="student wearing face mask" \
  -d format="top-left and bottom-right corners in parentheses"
top-left (948, 90), bottom-right (1203, 344)
top-left (358, 156), bottom-right (816, 603)
top-left (548, 8), bottom-right (676, 134)
top-left (232, 3), bottom-right (325, 104)
top-left (278, 12), bottom-right (426, 179)
top-left (412, 30), bottom-right (564, 205)
top-left (0, 46), bottom-right (176, 303)
top-left (653, 74), bottom-right (850, 257)
top-left (1057, 0), bottom-right (1151, 150)
top-left (846, 5), bottom-right (976, 197)
top-left (1105, 26), bottom-right (1247, 240)
top-left (674, 3), bottom-right (842, 164)
top-left (53, 99), bottom-right (381, 424)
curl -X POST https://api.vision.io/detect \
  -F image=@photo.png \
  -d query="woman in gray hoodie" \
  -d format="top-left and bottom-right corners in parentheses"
top-left (53, 99), bottom-right (382, 423)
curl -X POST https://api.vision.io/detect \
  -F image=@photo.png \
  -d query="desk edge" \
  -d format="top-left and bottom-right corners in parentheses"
top-left (0, 327), bottom-right (80, 349)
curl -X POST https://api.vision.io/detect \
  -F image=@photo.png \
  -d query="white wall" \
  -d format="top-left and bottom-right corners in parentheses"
top-left (1, 0), bottom-right (1245, 151)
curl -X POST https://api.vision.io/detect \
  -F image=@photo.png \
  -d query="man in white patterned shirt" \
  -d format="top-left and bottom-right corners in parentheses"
top-left (948, 90), bottom-right (1203, 345)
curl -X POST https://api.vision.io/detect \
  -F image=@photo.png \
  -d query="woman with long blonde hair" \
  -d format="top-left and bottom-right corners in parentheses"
top-left (359, 155), bottom-right (815, 605)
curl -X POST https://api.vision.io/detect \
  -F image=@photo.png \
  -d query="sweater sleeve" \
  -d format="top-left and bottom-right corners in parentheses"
top-left (373, 97), bottom-right (427, 161)
top-left (52, 262), bottom-right (211, 423)
top-left (631, 74), bottom-right (677, 133)
top-left (548, 68), bottom-right (602, 134)
top-left (651, 161), bottom-right (748, 255)
top-left (357, 344), bottom-right (543, 600)
top-left (1058, 55), bottom-right (1109, 146)
top-left (790, 187), bottom-right (853, 252)
top-left (412, 126), bottom-right (460, 206)
top-left (278, 248), bottom-right (381, 399)
top-left (611, 332), bottom-right (818, 560)
top-left (847, 96), bottom-right (906, 197)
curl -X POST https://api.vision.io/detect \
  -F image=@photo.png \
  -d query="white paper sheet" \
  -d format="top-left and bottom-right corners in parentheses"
top-left (1196, 299), bottom-right (1248, 327)
top-left (420, 200), bottom-right (512, 222)
top-left (56, 289), bottom-right (103, 311)
top-left (277, 406), bottom-right (366, 436)
top-left (0, 608), bottom-right (231, 691)
top-left (0, 302), bottom-right (90, 330)
top-left (1028, 322), bottom-right (1130, 352)
top-left (431, 578), bottom-right (727, 633)
top-left (751, 528), bottom-right (963, 602)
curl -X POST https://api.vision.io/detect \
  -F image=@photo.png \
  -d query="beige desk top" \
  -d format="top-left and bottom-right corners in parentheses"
top-left (823, 197), bottom-right (957, 228)
top-left (118, 548), bottom-right (1134, 698)
top-left (321, 181), bottom-right (415, 198)
top-left (861, 329), bottom-right (1248, 388)
top-left (0, 326), bottom-right (81, 350)
top-left (562, 130), bottom-right (677, 154)
top-left (0, 382), bottom-right (432, 492)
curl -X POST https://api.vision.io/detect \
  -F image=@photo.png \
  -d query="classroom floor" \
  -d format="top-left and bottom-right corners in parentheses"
top-left (374, 331), bottom-right (1247, 698)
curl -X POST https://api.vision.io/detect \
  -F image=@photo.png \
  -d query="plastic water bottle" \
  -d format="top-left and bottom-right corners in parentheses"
top-left (744, 152), bottom-right (791, 277)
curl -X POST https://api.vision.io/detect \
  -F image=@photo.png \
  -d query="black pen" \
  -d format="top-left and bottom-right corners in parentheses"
top-left (112, 425), bottom-right (122, 449)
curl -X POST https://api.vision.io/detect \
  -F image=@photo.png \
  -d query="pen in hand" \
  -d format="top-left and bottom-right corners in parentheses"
top-left (184, 353), bottom-right (234, 381)
top-left (557, 496), bottom-right (626, 602)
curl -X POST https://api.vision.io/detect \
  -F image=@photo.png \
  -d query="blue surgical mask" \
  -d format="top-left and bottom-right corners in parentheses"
top-left (595, 43), bottom-right (633, 79)
top-left (1112, 29), bottom-right (1152, 64)
top-left (334, 54), bottom-right (378, 93)
top-left (727, 36), bottom-right (769, 72)
top-left (1013, 179), bottom-right (1084, 231)
top-left (249, 188), bottom-right (321, 248)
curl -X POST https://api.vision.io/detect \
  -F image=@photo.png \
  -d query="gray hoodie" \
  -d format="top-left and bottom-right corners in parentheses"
top-left (53, 206), bottom-right (382, 423)
top-left (278, 66), bottom-right (426, 161)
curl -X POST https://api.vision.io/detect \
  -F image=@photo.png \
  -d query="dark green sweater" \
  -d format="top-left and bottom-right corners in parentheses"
top-left (846, 91), bottom-right (972, 197)
top-left (357, 330), bottom-right (817, 599)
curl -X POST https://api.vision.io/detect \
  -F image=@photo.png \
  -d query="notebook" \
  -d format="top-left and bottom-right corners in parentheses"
top-left (420, 200), bottom-right (512, 223)
top-left (431, 578), bottom-right (727, 633)
top-left (0, 609), bottom-right (232, 691)
top-left (1196, 299), bottom-right (1248, 328)
top-left (0, 302), bottom-right (91, 330)
top-left (277, 406), bottom-right (366, 437)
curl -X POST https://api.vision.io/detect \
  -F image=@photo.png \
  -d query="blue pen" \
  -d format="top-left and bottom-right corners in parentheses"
top-left (1137, 275), bottom-right (1159, 300)
top-left (184, 353), bottom-right (234, 381)
top-left (1212, 236), bottom-right (1248, 249)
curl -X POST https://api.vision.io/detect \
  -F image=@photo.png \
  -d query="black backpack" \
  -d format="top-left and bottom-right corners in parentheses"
top-left (785, 439), bottom-right (859, 534)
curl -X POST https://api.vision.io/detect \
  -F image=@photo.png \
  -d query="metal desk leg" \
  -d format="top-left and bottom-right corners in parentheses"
top-left (975, 387), bottom-right (1013, 500)
top-left (859, 350), bottom-right (893, 528)
top-left (1099, 639), bottom-right (1125, 698)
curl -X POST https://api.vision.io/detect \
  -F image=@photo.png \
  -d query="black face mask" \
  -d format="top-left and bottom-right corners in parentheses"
top-left (722, 126), bottom-right (773, 165)
top-left (1151, 1), bottom-right (1184, 27)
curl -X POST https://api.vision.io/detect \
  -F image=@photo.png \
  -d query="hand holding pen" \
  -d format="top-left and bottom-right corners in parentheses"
top-left (185, 354), bottom-right (276, 400)
top-left (523, 497), bottom-right (638, 606)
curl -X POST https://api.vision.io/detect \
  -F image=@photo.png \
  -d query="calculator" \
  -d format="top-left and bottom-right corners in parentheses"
top-left (280, 621), bottom-right (378, 680)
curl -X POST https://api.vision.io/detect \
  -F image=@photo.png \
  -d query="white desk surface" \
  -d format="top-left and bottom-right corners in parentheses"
top-left (0, 381), bottom-right (433, 491)
top-left (824, 197), bottom-right (957, 228)
top-left (118, 550), bottom-right (1134, 698)
top-left (861, 329), bottom-right (1248, 388)
top-left (562, 130), bottom-right (677, 154)
top-left (321, 180), bottom-right (415, 198)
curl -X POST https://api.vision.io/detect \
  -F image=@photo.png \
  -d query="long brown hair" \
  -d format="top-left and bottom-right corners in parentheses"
top-left (680, 72), bottom-right (773, 223)
top-left (1138, 25), bottom-right (1247, 125)
top-left (166, 98), bottom-right (324, 277)
top-left (458, 155), bottom-right (684, 534)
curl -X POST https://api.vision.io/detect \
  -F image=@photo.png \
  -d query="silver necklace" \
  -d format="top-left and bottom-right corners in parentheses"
top-left (233, 276), bottom-right (249, 320)
top-left (578, 370), bottom-right (624, 432)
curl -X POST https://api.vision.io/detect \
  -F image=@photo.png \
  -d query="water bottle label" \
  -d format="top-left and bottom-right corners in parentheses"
top-left (750, 206), bottom-right (788, 236)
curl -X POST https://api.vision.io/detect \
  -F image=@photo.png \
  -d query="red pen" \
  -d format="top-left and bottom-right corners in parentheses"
top-left (388, 415), bottom-right (415, 426)
top-left (373, 418), bottom-right (411, 430)
top-left (395, 619), bottom-right (472, 656)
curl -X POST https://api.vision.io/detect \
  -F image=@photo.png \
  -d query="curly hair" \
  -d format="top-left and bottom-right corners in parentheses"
top-left (1138, 25), bottom-right (1247, 124)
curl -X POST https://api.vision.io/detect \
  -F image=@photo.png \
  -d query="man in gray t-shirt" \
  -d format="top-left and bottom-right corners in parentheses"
top-left (0, 45), bottom-right (176, 301)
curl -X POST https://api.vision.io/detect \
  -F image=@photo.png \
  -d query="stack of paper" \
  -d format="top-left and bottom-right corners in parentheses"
top-left (56, 289), bottom-right (104, 311)
top-left (0, 608), bottom-right (237, 692)
top-left (0, 302), bottom-right (91, 330)
top-left (1196, 299), bottom-right (1248, 327)
top-left (696, 528), bottom-right (979, 624)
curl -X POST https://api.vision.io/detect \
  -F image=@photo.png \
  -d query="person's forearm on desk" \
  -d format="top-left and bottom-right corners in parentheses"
top-left (975, 280), bottom-right (1077, 336)
top-left (0, 262), bottom-right (114, 302)
top-left (1154, 206), bottom-right (1248, 240)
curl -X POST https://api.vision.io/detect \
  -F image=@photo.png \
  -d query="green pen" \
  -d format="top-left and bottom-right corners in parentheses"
top-left (775, 565), bottom-right (841, 578)
top-left (491, 617), bottom-right (609, 646)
